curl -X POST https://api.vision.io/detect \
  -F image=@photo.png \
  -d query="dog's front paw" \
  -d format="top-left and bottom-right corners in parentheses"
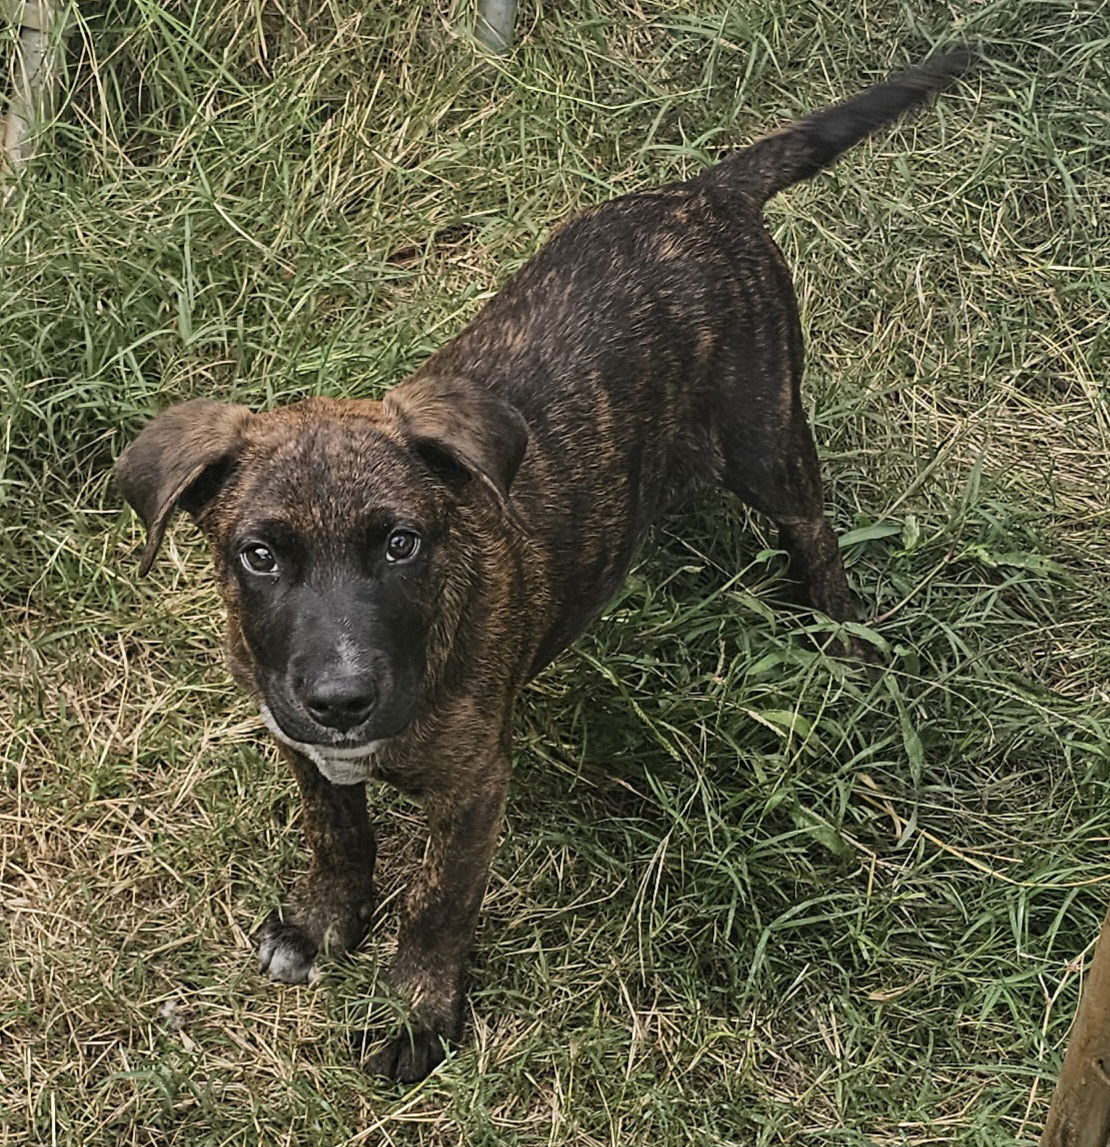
top-left (255, 876), bottom-right (373, 985)
top-left (257, 913), bottom-right (321, 984)
top-left (356, 1026), bottom-right (449, 1083)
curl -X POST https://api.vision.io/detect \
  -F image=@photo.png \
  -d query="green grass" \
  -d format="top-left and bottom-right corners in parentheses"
top-left (2, 0), bottom-right (1109, 1143)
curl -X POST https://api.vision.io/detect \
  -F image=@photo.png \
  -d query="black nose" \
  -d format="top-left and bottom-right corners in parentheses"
top-left (302, 672), bottom-right (377, 732)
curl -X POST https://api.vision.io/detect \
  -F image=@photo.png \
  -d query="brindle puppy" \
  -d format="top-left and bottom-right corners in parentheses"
top-left (116, 53), bottom-right (967, 1082)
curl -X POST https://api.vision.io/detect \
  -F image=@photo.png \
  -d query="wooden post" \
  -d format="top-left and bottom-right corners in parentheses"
top-left (475, 0), bottom-right (517, 53)
top-left (1042, 902), bottom-right (1110, 1147)
top-left (2, 0), bottom-right (70, 195)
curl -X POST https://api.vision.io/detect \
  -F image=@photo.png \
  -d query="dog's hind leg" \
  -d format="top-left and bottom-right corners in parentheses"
top-left (256, 747), bottom-right (377, 984)
top-left (716, 361), bottom-right (860, 639)
top-left (720, 401), bottom-right (857, 628)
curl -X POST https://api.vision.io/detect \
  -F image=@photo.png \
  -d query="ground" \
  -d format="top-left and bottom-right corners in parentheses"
top-left (2, 1), bottom-right (1109, 1144)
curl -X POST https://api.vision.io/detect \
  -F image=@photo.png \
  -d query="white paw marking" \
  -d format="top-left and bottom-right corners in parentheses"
top-left (258, 933), bottom-right (318, 985)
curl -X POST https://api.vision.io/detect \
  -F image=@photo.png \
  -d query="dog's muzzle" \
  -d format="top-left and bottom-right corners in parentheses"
top-left (259, 703), bottom-right (386, 784)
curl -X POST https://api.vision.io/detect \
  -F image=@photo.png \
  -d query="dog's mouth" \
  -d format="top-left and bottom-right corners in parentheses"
top-left (259, 703), bottom-right (388, 785)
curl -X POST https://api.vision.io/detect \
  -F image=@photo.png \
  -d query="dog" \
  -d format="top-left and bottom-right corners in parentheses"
top-left (116, 52), bottom-right (967, 1083)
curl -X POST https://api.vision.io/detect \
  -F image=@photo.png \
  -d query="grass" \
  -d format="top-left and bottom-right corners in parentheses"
top-left (2, 0), bottom-right (1109, 1142)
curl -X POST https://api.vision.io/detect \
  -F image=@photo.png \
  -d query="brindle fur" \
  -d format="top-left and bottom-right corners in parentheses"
top-left (116, 54), bottom-right (967, 1083)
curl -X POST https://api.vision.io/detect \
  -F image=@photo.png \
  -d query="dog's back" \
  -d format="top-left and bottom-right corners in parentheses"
top-left (418, 52), bottom-right (970, 668)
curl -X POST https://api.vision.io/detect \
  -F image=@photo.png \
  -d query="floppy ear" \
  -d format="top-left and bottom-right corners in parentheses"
top-left (114, 398), bottom-right (252, 575)
top-left (384, 377), bottom-right (529, 525)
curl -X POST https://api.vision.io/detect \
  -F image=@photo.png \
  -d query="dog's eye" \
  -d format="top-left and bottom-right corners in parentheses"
top-left (385, 529), bottom-right (421, 563)
top-left (240, 544), bottom-right (278, 575)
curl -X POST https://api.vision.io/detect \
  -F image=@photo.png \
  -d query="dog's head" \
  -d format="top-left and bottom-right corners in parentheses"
top-left (115, 382), bottom-right (527, 783)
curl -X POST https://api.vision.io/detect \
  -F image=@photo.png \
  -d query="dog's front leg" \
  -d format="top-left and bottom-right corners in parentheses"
top-left (363, 751), bottom-right (510, 1083)
top-left (256, 746), bottom-right (377, 984)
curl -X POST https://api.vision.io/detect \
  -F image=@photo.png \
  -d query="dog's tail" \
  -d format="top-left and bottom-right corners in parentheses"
top-left (699, 50), bottom-right (970, 205)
